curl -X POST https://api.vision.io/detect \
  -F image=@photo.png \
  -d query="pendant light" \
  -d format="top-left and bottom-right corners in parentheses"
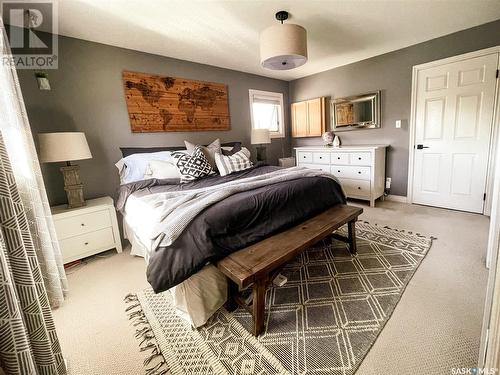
top-left (260, 11), bottom-right (307, 70)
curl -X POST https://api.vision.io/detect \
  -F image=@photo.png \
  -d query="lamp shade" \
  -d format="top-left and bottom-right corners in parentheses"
top-left (251, 128), bottom-right (271, 144)
top-left (260, 23), bottom-right (307, 70)
top-left (38, 132), bottom-right (92, 163)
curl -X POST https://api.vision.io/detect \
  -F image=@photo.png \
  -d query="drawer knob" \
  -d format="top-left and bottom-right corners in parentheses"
top-left (357, 187), bottom-right (361, 190)
top-left (337, 157), bottom-right (340, 160)
top-left (84, 242), bottom-right (89, 245)
top-left (358, 171), bottom-right (361, 174)
top-left (319, 157), bottom-right (322, 159)
top-left (81, 223), bottom-right (85, 226)
top-left (358, 157), bottom-right (362, 160)
top-left (337, 170), bottom-right (340, 173)
top-left (303, 156), bottom-right (306, 158)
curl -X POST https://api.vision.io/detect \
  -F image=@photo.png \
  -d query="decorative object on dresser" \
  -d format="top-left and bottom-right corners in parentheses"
top-left (260, 10), bottom-right (307, 70)
top-left (51, 197), bottom-right (122, 264)
top-left (333, 134), bottom-right (341, 148)
top-left (295, 145), bottom-right (388, 207)
top-left (331, 91), bottom-right (381, 131)
top-left (122, 71), bottom-right (230, 132)
top-left (251, 128), bottom-right (271, 162)
top-left (38, 132), bottom-right (92, 208)
top-left (291, 97), bottom-right (325, 137)
top-left (322, 130), bottom-right (334, 146)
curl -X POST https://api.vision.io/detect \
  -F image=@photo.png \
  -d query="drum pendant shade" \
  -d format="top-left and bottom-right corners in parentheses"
top-left (260, 12), bottom-right (307, 70)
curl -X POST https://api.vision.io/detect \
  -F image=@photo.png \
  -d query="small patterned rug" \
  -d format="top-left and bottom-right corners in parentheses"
top-left (125, 222), bottom-right (434, 375)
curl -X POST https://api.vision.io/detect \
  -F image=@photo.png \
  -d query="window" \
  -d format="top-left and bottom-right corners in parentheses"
top-left (249, 89), bottom-right (285, 138)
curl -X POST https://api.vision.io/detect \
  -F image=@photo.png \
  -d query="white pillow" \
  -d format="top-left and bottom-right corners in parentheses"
top-left (115, 151), bottom-right (178, 184)
top-left (147, 160), bottom-right (180, 179)
top-left (215, 148), bottom-right (253, 176)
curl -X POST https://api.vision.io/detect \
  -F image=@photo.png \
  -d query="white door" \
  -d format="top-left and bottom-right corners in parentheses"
top-left (412, 53), bottom-right (499, 213)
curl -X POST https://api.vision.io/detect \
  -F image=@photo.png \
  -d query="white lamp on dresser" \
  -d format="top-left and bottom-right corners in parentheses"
top-left (295, 145), bottom-right (388, 207)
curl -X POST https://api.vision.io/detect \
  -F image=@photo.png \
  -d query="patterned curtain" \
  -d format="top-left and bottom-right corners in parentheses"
top-left (0, 19), bottom-right (67, 375)
top-left (0, 132), bottom-right (66, 374)
top-left (0, 19), bottom-right (67, 307)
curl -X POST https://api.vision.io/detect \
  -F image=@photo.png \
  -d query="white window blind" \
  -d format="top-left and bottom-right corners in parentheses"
top-left (249, 90), bottom-right (284, 138)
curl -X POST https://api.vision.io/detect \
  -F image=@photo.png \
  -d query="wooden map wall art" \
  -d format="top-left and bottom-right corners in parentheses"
top-left (122, 71), bottom-right (230, 132)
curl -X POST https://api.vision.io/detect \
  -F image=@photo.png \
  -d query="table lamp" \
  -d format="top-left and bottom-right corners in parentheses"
top-left (251, 128), bottom-right (271, 163)
top-left (38, 132), bottom-right (92, 208)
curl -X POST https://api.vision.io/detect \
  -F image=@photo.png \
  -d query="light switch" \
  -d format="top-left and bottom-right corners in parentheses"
top-left (395, 120), bottom-right (402, 129)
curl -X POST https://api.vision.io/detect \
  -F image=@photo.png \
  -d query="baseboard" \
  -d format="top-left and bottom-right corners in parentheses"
top-left (385, 194), bottom-right (408, 203)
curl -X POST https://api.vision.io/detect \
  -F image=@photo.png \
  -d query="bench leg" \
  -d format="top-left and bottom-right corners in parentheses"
top-left (252, 278), bottom-right (266, 336)
top-left (348, 219), bottom-right (357, 255)
top-left (224, 279), bottom-right (238, 312)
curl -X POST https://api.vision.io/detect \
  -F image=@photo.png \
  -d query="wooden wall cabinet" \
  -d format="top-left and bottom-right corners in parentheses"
top-left (291, 97), bottom-right (326, 138)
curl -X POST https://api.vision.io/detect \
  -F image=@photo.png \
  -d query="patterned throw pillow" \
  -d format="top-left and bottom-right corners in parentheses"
top-left (184, 138), bottom-right (221, 170)
top-left (172, 146), bottom-right (214, 183)
top-left (214, 148), bottom-right (253, 177)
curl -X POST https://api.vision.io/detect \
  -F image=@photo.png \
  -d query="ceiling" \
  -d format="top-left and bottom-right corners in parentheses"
top-left (58, 0), bottom-right (500, 81)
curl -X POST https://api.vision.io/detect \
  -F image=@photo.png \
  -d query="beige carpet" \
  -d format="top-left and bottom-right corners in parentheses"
top-left (52, 201), bottom-right (490, 375)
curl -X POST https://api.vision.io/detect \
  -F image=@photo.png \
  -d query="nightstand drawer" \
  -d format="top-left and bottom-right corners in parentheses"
top-left (55, 209), bottom-right (111, 239)
top-left (60, 228), bottom-right (115, 263)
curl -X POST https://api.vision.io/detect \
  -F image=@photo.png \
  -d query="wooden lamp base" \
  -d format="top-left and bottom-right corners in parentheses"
top-left (60, 163), bottom-right (85, 209)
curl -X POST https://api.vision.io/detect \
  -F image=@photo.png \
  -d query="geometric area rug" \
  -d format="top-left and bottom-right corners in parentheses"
top-left (125, 222), bottom-right (434, 375)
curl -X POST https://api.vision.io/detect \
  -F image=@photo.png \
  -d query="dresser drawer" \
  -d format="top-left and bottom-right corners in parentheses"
top-left (331, 166), bottom-right (371, 180)
top-left (331, 153), bottom-right (349, 165)
top-left (349, 152), bottom-right (372, 166)
top-left (300, 163), bottom-right (331, 173)
top-left (297, 151), bottom-right (313, 163)
top-left (60, 227), bottom-right (115, 262)
top-left (54, 209), bottom-right (112, 239)
top-left (312, 152), bottom-right (330, 164)
top-left (339, 178), bottom-right (371, 198)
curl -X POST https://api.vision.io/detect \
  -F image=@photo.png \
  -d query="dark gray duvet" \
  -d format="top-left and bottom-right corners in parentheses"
top-left (117, 165), bottom-right (346, 293)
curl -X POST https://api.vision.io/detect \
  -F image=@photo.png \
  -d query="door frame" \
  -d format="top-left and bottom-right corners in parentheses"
top-left (479, 123), bottom-right (500, 368)
top-left (407, 46), bottom-right (500, 215)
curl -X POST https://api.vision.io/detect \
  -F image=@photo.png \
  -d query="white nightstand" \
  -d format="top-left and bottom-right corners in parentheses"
top-left (51, 196), bottom-right (122, 264)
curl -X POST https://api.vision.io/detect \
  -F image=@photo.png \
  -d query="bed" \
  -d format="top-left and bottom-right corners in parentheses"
top-left (116, 144), bottom-right (346, 327)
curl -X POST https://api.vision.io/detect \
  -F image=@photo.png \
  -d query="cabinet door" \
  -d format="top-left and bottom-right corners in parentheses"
top-left (291, 101), bottom-right (308, 137)
top-left (307, 98), bottom-right (325, 136)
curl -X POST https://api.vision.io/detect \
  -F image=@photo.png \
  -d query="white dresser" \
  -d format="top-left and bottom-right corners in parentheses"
top-left (51, 196), bottom-right (122, 264)
top-left (295, 145), bottom-right (388, 207)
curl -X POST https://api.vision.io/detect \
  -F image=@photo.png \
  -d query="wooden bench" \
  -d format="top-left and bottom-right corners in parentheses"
top-left (217, 204), bottom-right (363, 336)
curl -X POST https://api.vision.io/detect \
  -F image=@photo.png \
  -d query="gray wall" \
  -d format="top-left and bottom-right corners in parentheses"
top-left (289, 19), bottom-right (500, 196)
top-left (18, 35), bottom-right (290, 205)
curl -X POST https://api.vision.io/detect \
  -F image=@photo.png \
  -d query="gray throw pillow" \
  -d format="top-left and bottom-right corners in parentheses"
top-left (184, 138), bottom-right (221, 170)
top-left (221, 143), bottom-right (242, 156)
